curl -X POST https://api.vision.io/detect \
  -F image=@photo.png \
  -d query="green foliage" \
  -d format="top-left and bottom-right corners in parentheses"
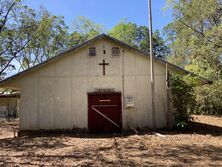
top-left (0, 0), bottom-right (32, 77)
top-left (109, 19), bottom-right (138, 47)
top-left (0, 1), bottom-right (69, 73)
top-left (68, 16), bottom-right (104, 47)
top-left (19, 7), bottom-right (69, 69)
top-left (170, 75), bottom-right (196, 128)
top-left (164, 0), bottom-right (222, 74)
top-left (165, 0), bottom-right (222, 115)
top-left (109, 19), bottom-right (170, 59)
top-left (195, 80), bottom-right (222, 115)
top-left (176, 120), bottom-right (187, 129)
top-left (0, 2), bottom-right (169, 78)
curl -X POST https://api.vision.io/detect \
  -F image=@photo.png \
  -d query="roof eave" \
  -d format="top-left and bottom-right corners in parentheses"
top-left (0, 34), bottom-right (212, 86)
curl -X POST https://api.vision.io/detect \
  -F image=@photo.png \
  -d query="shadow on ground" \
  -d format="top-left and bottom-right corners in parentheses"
top-left (12, 120), bottom-right (222, 139)
top-left (0, 134), bottom-right (221, 166)
top-left (153, 121), bottom-right (222, 137)
top-left (0, 117), bottom-right (222, 166)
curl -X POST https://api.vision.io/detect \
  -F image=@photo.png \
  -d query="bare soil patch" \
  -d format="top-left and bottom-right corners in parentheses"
top-left (0, 119), bottom-right (18, 139)
top-left (0, 115), bottom-right (222, 166)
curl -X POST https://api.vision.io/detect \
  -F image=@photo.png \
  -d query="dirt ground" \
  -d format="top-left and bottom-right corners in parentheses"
top-left (0, 115), bottom-right (222, 166)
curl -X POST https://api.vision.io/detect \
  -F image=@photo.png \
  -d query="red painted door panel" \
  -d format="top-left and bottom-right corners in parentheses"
top-left (88, 93), bottom-right (122, 133)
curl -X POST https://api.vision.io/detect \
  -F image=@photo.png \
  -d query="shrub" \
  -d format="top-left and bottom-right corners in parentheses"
top-left (195, 80), bottom-right (222, 115)
top-left (170, 75), bottom-right (196, 129)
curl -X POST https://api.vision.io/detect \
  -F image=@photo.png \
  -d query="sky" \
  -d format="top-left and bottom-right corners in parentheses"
top-left (8, 0), bottom-right (173, 76)
top-left (23, 0), bottom-right (173, 32)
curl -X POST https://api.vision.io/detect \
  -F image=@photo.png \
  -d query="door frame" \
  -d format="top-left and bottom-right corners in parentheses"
top-left (87, 92), bottom-right (122, 132)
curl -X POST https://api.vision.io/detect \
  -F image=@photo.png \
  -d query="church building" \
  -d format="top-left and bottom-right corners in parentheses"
top-left (0, 34), bottom-right (210, 133)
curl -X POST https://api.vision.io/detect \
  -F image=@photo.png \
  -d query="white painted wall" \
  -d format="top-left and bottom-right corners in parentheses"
top-left (13, 38), bottom-right (168, 130)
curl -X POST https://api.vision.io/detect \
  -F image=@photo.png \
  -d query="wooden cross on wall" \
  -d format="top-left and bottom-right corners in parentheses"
top-left (99, 59), bottom-right (109, 76)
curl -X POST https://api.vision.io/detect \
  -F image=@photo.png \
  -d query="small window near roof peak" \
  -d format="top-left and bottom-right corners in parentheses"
top-left (88, 47), bottom-right (96, 56)
top-left (112, 47), bottom-right (120, 57)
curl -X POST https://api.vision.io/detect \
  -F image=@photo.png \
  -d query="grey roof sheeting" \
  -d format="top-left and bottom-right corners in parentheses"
top-left (0, 34), bottom-right (212, 85)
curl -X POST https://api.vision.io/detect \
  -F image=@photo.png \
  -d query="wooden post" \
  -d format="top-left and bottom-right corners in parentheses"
top-left (7, 93), bottom-right (9, 120)
top-left (148, 0), bottom-right (156, 130)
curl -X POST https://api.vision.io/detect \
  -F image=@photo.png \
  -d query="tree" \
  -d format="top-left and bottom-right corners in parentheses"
top-left (109, 19), bottom-right (138, 47)
top-left (139, 28), bottom-right (170, 59)
top-left (17, 7), bottom-right (68, 70)
top-left (164, 0), bottom-right (222, 79)
top-left (109, 19), bottom-right (170, 59)
top-left (0, 1), bottom-right (68, 75)
top-left (164, 0), bottom-right (222, 114)
top-left (68, 16), bottom-right (104, 47)
top-left (0, 0), bottom-right (32, 77)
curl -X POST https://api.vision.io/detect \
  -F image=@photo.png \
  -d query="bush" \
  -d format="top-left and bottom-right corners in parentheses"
top-left (170, 75), bottom-right (196, 129)
top-left (195, 80), bottom-right (222, 115)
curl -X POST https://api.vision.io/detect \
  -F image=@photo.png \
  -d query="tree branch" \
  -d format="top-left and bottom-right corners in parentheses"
top-left (0, 47), bottom-right (10, 56)
top-left (178, 18), bottom-right (207, 38)
top-left (0, 1), bottom-right (16, 33)
top-left (177, 17), bottom-right (222, 48)
top-left (0, 38), bottom-right (30, 75)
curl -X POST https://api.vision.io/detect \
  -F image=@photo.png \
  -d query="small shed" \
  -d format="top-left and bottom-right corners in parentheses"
top-left (0, 89), bottom-right (20, 118)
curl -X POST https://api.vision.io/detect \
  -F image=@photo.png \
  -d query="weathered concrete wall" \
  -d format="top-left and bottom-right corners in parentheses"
top-left (17, 38), bottom-right (167, 130)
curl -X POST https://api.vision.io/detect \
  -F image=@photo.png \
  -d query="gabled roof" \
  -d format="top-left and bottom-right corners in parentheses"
top-left (0, 34), bottom-right (212, 85)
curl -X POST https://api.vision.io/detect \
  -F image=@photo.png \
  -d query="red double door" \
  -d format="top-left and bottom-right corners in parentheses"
top-left (88, 92), bottom-right (122, 133)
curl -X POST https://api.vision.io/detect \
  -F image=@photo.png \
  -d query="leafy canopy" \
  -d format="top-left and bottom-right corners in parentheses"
top-left (165, 0), bottom-right (222, 115)
top-left (109, 19), bottom-right (170, 59)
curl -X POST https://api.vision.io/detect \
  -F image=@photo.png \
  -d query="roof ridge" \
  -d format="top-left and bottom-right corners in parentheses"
top-left (0, 34), bottom-right (212, 85)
